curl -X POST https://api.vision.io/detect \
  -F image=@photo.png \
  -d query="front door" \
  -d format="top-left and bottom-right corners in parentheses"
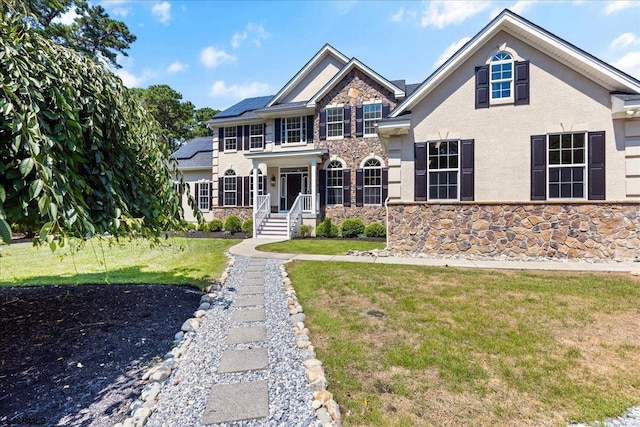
top-left (279, 168), bottom-right (308, 211)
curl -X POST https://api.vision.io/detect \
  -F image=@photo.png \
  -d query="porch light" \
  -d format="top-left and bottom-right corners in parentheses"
top-left (270, 175), bottom-right (276, 186)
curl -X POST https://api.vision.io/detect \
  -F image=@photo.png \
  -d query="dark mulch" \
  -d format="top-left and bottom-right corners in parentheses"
top-left (0, 284), bottom-right (202, 427)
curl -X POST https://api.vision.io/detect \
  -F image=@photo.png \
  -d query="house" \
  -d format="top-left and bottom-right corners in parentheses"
top-left (171, 136), bottom-right (214, 223)
top-left (177, 9), bottom-right (640, 260)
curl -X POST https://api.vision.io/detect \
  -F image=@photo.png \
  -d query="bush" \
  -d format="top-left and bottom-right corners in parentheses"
top-left (365, 222), bottom-right (387, 238)
top-left (316, 218), bottom-right (339, 238)
top-left (209, 219), bottom-right (223, 232)
top-left (242, 219), bottom-right (253, 237)
top-left (185, 222), bottom-right (197, 231)
top-left (341, 218), bottom-right (365, 238)
top-left (224, 215), bottom-right (242, 234)
top-left (299, 224), bottom-right (313, 238)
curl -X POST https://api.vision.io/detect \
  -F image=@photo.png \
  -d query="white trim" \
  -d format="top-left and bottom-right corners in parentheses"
top-left (323, 156), bottom-right (346, 169)
top-left (359, 154), bottom-right (386, 169)
top-left (426, 140), bottom-right (460, 201)
top-left (546, 132), bottom-right (588, 200)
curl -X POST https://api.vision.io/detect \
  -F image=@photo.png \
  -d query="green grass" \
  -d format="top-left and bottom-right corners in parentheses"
top-left (287, 261), bottom-right (640, 426)
top-left (256, 238), bottom-right (385, 255)
top-left (0, 237), bottom-right (240, 290)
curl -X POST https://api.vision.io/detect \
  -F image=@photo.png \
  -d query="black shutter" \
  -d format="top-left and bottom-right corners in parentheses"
top-left (236, 177), bottom-right (242, 206)
top-left (218, 128), bottom-right (224, 152)
top-left (382, 167), bottom-right (389, 204)
top-left (319, 110), bottom-right (326, 140)
top-left (475, 65), bottom-right (489, 109)
top-left (218, 178), bottom-right (224, 206)
top-left (209, 182), bottom-right (213, 209)
top-left (243, 125), bottom-right (250, 150)
top-left (236, 126), bottom-right (243, 151)
top-left (243, 176), bottom-right (250, 206)
top-left (319, 169), bottom-right (326, 207)
top-left (355, 105), bottom-right (363, 137)
top-left (382, 104), bottom-right (390, 118)
top-left (355, 168), bottom-right (363, 206)
top-left (275, 118), bottom-right (281, 145)
top-left (343, 169), bottom-right (351, 207)
top-left (261, 175), bottom-right (267, 195)
top-left (531, 135), bottom-right (547, 200)
top-left (514, 61), bottom-right (530, 106)
top-left (194, 183), bottom-right (200, 207)
top-left (460, 139), bottom-right (474, 201)
top-left (306, 115), bottom-right (314, 143)
top-left (588, 131), bottom-right (606, 200)
top-left (343, 106), bottom-right (351, 137)
top-left (415, 142), bottom-right (427, 201)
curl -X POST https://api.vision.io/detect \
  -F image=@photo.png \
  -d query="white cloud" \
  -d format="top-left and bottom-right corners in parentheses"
top-left (610, 33), bottom-right (640, 51)
top-left (209, 81), bottom-right (270, 100)
top-left (391, 7), bottom-right (405, 22)
top-left (55, 7), bottom-right (78, 25)
top-left (200, 47), bottom-right (236, 68)
top-left (167, 61), bottom-right (188, 73)
top-left (491, 1), bottom-right (537, 17)
top-left (116, 69), bottom-right (145, 87)
top-left (433, 36), bottom-right (472, 68)
top-left (230, 23), bottom-right (270, 49)
top-left (152, 1), bottom-right (171, 24)
top-left (613, 51), bottom-right (640, 78)
top-left (604, 0), bottom-right (640, 14)
top-left (421, 1), bottom-right (490, 28)
top-left (111, 6), bottom-right (132, 18)
top-left (231, 32), bottom-right (248, 49)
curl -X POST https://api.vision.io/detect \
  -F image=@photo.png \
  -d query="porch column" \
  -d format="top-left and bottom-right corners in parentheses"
top-left (311, 157), bottom-right (317, 214)
top-left (252, 161), bottom-right (259, 216)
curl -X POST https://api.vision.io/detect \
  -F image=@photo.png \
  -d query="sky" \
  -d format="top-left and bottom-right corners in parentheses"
top-left (86, 1), bottom-right (640, 110)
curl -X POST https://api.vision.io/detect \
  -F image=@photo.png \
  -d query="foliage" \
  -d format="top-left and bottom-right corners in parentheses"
top-left (208, 219), bottom-right (223, 232)
top-left (191, 107), bottom-right (220, 137)
top-left (224, 215), bottom-right (242, 234)
top-left (0, 10), bottom-right (197, 246)
top-left (299, 224), bottom-right (313, 238)
top-left (16, 0), bottom-right (136, 69)
top-left (184, 222), bottom-right (197, 231)
top-left (340, 218), bottom-right (365, 238)
top-left (316, 218), bottom-right (339, 238)
top-left (364, 222), bottom-right (386, 238)
top-left (242, 219), bottom-right (253, 237)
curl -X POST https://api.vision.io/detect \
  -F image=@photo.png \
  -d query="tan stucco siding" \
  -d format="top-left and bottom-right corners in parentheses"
top-left (281, 55), bottom-right (343, 103)
top-left (398, 31), bottom-right (628, 203)
top-left (180, 169), bottom-right (215, 222)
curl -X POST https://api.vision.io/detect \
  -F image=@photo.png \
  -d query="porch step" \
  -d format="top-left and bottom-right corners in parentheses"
top-left (256, 216), bottom-right (289, 238)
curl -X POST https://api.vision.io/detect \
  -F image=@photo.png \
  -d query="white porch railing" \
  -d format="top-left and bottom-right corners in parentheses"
top-left (287, 193), bottom-right (304, 239)
top-left (301, 194), bottom-right (313, 213)
top-left (253, 194), bottom-right (270, 237)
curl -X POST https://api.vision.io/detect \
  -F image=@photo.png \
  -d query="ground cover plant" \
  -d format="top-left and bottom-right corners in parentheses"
top-left (256, 239), bottom-right (385, 255)
top-left (287, 261), bottom-right (640, 426)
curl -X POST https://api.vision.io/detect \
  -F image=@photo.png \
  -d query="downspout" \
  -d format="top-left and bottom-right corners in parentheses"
top-left (384, 195), bottom-right (390, 250)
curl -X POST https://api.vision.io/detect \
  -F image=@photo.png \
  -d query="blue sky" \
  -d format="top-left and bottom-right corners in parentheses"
top-left (87, 1), bottom-right (640, 110)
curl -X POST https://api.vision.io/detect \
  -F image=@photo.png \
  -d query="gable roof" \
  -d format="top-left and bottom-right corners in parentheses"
top-left (306, 57), bottom-right (405, 107)
top-left (211, 95), bottom-right (273, 119)
top-left (266, 44), bottom-right (349, 107)
top-left (391, 8), bottom-right (640, 118)
top-left (171, 137), bottom-right (213, 169)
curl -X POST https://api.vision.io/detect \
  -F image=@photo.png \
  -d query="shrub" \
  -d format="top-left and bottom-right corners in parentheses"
top-left (341, 218), bottom-right (365, 238)
top-left (242, 219), bottom-right (253, 237)
top-left (299, 224), bottom-right (313, 238)
top-left (316, 218), bottom-right (339, 238)
top-left (185, 222), bottom-right (197, 231)
top-left (224, 215), bottom-right (242, 234)
top-left (365, 222), bottom-right (387, 238)
top-left (209, 219), bottom-right (223, 232)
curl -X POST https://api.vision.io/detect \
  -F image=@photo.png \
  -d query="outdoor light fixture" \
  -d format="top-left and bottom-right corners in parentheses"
top-left (270, 176), bottom-right (276, 186)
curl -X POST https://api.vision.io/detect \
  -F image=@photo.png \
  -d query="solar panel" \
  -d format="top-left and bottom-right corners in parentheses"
top-left (214, 95), bottom-right (273, 118)
top-left (172, 137), bottom-right (213, 158)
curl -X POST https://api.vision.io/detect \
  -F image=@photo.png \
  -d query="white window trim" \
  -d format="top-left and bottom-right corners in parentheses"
top-left (281, 116), bottom-right (308, 145)
top-left (224, 127), bottom-right (237, 152)
top-left (223, 170), bottom-right (237, 207)
top-left (546, 132), bottom-right (588, 201)
top-left (426, 140), bottom-right (460, 201)
top-left (326, 107), bottom-right (344, 140)
top-left (325, 159), bottom-right (344, 206)
top-left (198, 180), bottom-right (211, 211)
top-left (249, 124), bottom-right (264, 151)
top-left (363, 103), bottom-right (383, 138)
top-left (362, 158), bottom-right (382, 206)
top-left (489, 52), bottom-right (514, 105)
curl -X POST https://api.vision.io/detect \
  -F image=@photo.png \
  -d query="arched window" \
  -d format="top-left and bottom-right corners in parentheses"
top-left (223, 169), bottom-right (236, 206)
top-left (490, 52), bottom-right (513, 100)
top-left (326, 160), bottom-right (344, 205)
top-left (363, 158), bottom-right (382, 205)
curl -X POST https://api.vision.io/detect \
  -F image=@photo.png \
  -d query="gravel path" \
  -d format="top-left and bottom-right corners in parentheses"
top-left (146, 256), bottom-right (316, 426)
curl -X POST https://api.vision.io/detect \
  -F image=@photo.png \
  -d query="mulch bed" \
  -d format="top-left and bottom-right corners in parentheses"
top-left (0, 284), bottom-right (202, 427)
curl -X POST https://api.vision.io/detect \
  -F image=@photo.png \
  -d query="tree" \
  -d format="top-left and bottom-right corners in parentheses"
top-left (131, 85), bottom-right (196, 152)
top-left (0, 7), bottom-right (197, 246)
top-left (191, 107), bottom-right (220, 138)
top-left (17, 0), bottom-right (136, 69)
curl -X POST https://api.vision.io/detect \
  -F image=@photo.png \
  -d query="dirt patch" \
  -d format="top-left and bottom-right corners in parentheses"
top-left (0, 284), bottom-right (202, 426)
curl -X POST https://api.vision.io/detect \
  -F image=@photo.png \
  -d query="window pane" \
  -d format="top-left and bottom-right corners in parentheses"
top-left (560, 183), bottom-right (571, 198)
top-left (549, 150), bottom-right (560, 165)
top-left (573, 183), bottom-right (584, 198)
top-left (549, 135), bottom-right (560, 150)
top-left (561, 134), bottom-right (572, 149)
top-left (549, 184), bottom-right (559, 198)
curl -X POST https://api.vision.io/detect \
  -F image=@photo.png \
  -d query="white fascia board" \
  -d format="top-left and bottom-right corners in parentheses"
top-left (376, 119), bottom-right (411, 137)
top-left (267, 44), bottom-right (349, 108)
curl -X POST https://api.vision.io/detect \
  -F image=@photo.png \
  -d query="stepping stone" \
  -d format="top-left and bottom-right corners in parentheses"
top-left (218, 348), bottom-right (268, 373)
top-left (227, 326), bottom-right (267, 344)
top-left (202, 381), bottom-right (268, 424)
top-left (232, 308), bottom-right (266, 323)
top-left (238, 285), bottom-right (264, 295)
top-left (245, 266), bottom-right (265, 272)
top-left (244, 272), bottom-right (264, 280)
top-left (235, 295), bottom-right (265, 307)
top-left (242, 277), bottom-right (264, 286)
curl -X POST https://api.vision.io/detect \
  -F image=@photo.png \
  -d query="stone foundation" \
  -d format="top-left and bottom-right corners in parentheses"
top-left (387, 202), bottom-right (640, 261)
top-left (323, 205), bottom-right (386, 225)
top-left (208, 207), bottom-right (253, 222)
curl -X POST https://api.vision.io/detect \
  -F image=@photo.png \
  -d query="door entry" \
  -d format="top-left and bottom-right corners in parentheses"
top-left (279, 168), bottom-right (308, 211)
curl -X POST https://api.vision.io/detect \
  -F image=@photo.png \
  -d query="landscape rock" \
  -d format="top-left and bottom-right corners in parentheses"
top-left (149, 366), bottom-right (171, 382)
top-left (180, 318), bottom-right (199, 332)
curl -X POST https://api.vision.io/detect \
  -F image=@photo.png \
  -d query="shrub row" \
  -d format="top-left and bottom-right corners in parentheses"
top-left (314, 218), bottom-right (386, 238)
top-left (184, 216), bottom-right (253, 236)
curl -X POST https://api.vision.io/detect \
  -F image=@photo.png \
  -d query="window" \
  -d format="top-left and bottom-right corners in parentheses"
top-left (363, 104), bottom-right (382, 136)
top-left (490, 52), bottom-right (513, 100)
top-left (428, 140), bottom-right (459, 200)
top-left (363, 158), bottom-right (382, 205)
top-left (199, 181), bottom-right (210, 210)
top-left (250, 124), bottom-right (264, 150)
top-left (248, 169), bottom-right (264, 206)
top-left (326, 107), bottom-right (343, 138)
top-left (224, 127), bottom-right (237, 151)
top-left (281, 116), bottom-right (307, 144)
top-left (548, 133), bottom-right (586, 199)
top-left (223, 169), bottom-right (237, 206)
top-left (326, 160), bottom-right (343, 205)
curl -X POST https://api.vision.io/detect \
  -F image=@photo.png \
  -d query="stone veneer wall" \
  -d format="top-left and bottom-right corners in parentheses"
top-left (209, 207), bottom-right (253, 222)
top-left (324, 205), bottom-right (386, 225)
top-left (387, 202), bottom-right (640, 260)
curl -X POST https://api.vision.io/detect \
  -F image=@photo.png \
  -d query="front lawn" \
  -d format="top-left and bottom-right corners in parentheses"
top-left (0, 237), bottom-right (240, 289)
top-left (256, 238), bottom-right (385, 255)
top-left (288, 261), bottom-right (640, 426)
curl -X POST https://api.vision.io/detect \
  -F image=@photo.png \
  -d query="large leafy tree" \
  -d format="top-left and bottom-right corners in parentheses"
top-left (20, 0), bottom-right (136, 69)
top-left (0, 6), bottom-right (197, 246)
top-left (191, 107), bottom-right (220, 138)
